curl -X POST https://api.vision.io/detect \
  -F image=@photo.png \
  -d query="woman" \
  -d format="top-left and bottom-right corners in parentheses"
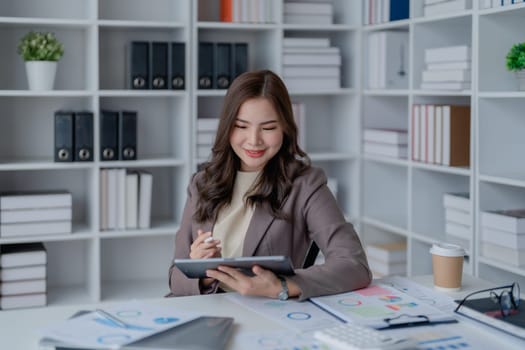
top-left (169, 70), bottom-right (371, 300)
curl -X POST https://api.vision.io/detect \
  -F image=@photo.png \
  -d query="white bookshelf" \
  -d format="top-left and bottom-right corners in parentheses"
top-left (360, 0), bottom-right (525, 287)
top-left (0, 0), bottom-right (192, 306)
top-left (0, 0), bottom-right (362, 308)
top-left (3, 0), bottom-right (523, 310)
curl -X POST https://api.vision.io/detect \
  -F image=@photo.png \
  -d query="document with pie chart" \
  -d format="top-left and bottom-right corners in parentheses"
top-left (310, 283), bottom-right (456, 329)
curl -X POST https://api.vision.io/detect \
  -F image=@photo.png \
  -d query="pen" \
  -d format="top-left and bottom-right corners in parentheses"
top-left (96, 308), bottom-right (129, 329)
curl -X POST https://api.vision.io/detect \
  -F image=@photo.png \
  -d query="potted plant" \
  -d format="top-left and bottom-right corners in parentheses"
top-left (17, 31), bottom-right (64, 90)
top-left (506, 42), bottom-right (525, 91)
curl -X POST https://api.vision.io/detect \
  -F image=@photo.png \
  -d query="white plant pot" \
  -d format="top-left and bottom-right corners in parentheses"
top-left (517, 70), bottom-right (525, 91)
top-left (25, 61), bottom-right (57, 90)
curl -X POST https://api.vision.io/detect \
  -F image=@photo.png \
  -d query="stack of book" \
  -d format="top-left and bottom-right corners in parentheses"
top-left (363, 128), bottom-right (408, 159)
top-left (421, 45), bottom-right (471, 91)
top-left (100, 169), bottom-right (153, 231)
top-left (480, 209), bottom-right (525, 266)
top-left (367, 30), bottom-right (409, 89)
top-left (282, 37), bottom-right (341, 91)
top-left (423, 0), bottom-right (471, 17)
top-left (196, 117), bottom-right (220, 159)
top-left (411, 104), bottom-right (470, 166)
top-left (366, 241), bottom-right (407, 277)
top-left (0, 191), bottom-right (72, 238)
top-left (443, 192), bottom-right (471, 252)
top-left (283, 1), bottom-right (333, 25)
top-left (0, 242), bottom-right (47, 310)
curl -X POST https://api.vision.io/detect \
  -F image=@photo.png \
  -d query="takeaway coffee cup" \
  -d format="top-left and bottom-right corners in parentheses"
top-left (429, 242), bottom-right (466, 292)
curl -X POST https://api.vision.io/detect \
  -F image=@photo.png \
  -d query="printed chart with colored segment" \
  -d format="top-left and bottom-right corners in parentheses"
top-left (310, 283), bottom-right (455, 329)
top-left (39, 301), bottom-right (199, 349)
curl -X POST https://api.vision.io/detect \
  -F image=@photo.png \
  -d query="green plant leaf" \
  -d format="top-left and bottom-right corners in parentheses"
top-left (17, 31), bottom-right (64, 62)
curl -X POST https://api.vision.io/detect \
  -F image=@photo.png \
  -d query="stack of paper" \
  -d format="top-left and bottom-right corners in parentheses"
top-left (443, 192), bottom-right (471, 253)
top-left (421, 45), bottom-right (471, 91)
top-left (480, 209), bottom-right (525, 266)
top-left (282, 37), bottom-right (341, 91)
top-left (0, 191), bottom-right (72, 237)
top-left (0, 242), bottom-right (47, 310)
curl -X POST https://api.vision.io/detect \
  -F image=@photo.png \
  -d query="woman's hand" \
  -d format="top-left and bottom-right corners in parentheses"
top-left (206, 265), bottom-right (286, 298)
top-left (190, 229), bottom-right (221, 259)
top-left (190, 229), bottom-right (221, 288)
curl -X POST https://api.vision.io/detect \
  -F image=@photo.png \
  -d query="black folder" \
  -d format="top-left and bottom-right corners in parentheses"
top-left (119, 110), bottom-right (137, 160)
top-left (54, 111), bottom-right (74, 162)
top-left (150, 42), bottom-right (168, 89)
top-left (198, 42), bottom-right (214, 89)
top-left (170, 42), bottom-right (185, 90)
top-left (232, 42), bottom-right (248, 79)
top-left (128, 41), bottom-right (149, 89)
top-left (100, 110), bottom-right (119, 161)
top-left (74, 111), bottom-right (93, 162)
top-left (214, 42), bottom-right (232, 89)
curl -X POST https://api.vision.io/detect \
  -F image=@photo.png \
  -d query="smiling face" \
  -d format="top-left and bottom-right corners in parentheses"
top-left (229, 97), bottom-right (284, 172)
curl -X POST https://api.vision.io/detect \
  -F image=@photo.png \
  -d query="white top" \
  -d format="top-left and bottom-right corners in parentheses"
top-left (213, 171), bottom-right (260, 259)
top-left (213, 171), bottom-right (260, 292)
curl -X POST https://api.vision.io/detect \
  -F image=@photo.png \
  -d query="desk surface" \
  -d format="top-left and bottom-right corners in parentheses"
top-left (0, 275), bottom-right (523, 349)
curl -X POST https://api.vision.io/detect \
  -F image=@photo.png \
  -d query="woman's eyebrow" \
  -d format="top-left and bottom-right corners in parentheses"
top-left (235, 118), bottom-right (279, 125)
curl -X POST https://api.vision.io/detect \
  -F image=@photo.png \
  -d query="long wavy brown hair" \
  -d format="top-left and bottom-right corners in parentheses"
top-left (194, 70), bottom-right (310, 223)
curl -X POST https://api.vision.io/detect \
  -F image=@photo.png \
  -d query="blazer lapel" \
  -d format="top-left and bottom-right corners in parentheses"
top-left (242, 203), bottom-right (275, 256)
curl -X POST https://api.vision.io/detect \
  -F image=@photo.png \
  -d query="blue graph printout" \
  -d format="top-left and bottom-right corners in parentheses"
top-left (39, 301), bottom-right (200, 348)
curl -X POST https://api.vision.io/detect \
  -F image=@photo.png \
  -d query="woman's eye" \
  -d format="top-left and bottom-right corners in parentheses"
top-left (263, 127), bottom-right (277, 131)
top-left (235, 125), bottom-right (246, 129)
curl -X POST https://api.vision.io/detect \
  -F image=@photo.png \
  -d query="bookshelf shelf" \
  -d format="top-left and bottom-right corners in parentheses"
top-left (360, 0), bottom-right (525, 287)
top-left (2, 0), bottom-right (524, 310)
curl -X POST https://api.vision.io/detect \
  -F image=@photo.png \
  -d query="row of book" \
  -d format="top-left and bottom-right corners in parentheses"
top-left (366, 241), bottom-right (407, 278)
top-left (0, 242), bottom-right (47, 310)
top-left (421, 45), bottom-right (471, 91)
top-left (480, 208), bottom-right (525, 267)
top-left (363, 0), bottom-right (409, 25)
top-left (0, 192), bottom-right (72, 238)
top-left (363, 128), bottom-right (408, 159)
top-left (443, 192), bottom-right (471, 251)
top-left (366, 30), bottom-right (409, 90)
top-left (99, 169), bottom-right (153, 231)
top-left (55, 110), bottom-right (137, 164)
top-left (480, 0), bottom-right (524, 9)
top-left (423, 0), bottom-right (471, 17)
top-left (220, 0), bottom-right (274, 23)
top-left (283, 1), bottom-right (333, 25)
top-left (54, 111), bottom-right (93, 162)
top-left (411, 104), bottom-right (470, 166)
top-left (198, 42), bottom-right (248, 90)
top-left (128, 41), bottom-right (185, 90)
top-left (282, 37), bottom-right (341, 91)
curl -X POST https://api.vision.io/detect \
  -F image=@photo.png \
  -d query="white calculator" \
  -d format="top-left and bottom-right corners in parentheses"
top-left (314, 322), bottom-right (418, 350)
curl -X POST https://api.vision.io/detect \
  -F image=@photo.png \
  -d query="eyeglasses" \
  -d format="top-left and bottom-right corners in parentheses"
top-left (455, 282), bottom-right (520, 318)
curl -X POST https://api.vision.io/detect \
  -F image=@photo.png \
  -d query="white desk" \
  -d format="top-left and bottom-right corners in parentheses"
top-left (0, 275), bottom-right (523, 349)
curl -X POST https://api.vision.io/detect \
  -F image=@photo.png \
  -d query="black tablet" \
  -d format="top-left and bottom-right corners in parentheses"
top-left (173, 256), bottom-right (295, 279)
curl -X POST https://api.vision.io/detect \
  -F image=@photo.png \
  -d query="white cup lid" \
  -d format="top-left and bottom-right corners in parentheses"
top-left (429, 242), bottom-right (466, 257)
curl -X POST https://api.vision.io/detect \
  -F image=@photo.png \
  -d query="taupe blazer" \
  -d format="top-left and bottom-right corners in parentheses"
top-left (168, 166), bottom-right (371, 300)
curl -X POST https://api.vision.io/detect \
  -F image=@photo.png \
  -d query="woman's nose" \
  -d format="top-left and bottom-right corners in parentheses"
top-left (248, 129), bottom-right (262, 145)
